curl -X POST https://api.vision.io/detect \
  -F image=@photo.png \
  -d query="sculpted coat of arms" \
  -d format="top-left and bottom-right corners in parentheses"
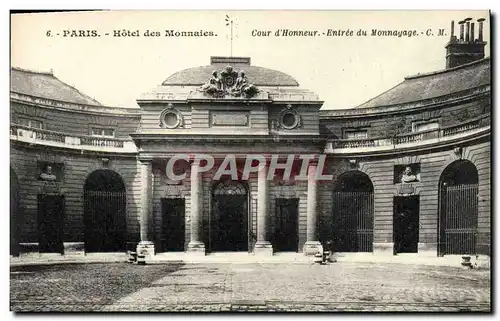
top-left (200, 65), bottom-right (259, 98)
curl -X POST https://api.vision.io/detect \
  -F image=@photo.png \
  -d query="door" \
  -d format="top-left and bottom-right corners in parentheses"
top-left (161, 198), bottom-right (185, 251)
top-left (332, 191), bottom-right (374, 252)
top-left (274, 198), bottom-right (299, 252)
top-left (84, 190), bottom-right (126, 252)
top-left (439, 184), bottom-right (478, 255)
top-left (38, 194), bottom-right (64, 254)
top-left (393, 196), bottom-right (419, 254)
top-left (212, 195), bottom-right (248, 252)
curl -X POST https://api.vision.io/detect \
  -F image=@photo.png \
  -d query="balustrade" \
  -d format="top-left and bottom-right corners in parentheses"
top-left (329, 114), bottom-right (490, 150)
top-left (10, 124), bottom-right (131, 150)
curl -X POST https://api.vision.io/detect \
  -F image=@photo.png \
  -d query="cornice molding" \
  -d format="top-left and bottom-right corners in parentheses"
top-left (319, 85), bottom-right (490, 119)
top-left (130, 133), bottom-right (324, 144)
top-left (10, 91), bottom-right (141, 118)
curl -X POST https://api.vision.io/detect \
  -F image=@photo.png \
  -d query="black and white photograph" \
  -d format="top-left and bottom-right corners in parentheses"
top-left (8, 9), bottom-right (491, 313)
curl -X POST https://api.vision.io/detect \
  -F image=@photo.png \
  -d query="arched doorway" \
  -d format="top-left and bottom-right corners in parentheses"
top-left (210, 180), bottom-right (248, 252)
top-left (438, 160), bottom-right (478, 256)
top-left (332, 171), bottom-right (374, 252)
top-left (84, 170), bottom-right (126, 252)
top-left (10, 168), bottom-right (20, 256)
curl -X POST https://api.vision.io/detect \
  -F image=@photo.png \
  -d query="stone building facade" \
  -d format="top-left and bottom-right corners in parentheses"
top-left (10, 19), bottom-right (491, 258)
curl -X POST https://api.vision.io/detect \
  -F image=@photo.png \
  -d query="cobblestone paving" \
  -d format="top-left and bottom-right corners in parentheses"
top-left (10, 262), bottom-right (491, 312)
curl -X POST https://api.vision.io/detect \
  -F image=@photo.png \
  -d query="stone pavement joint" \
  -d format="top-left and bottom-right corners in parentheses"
top-left (10, 262), bottom-right (491, 312)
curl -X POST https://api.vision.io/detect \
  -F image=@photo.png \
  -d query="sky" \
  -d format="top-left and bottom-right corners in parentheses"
top-left (11, 10), bottom-right (490, 109)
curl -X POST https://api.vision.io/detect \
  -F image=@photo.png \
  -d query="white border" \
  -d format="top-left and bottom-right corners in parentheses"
top-left (2, 2), bottom-right (497, 321)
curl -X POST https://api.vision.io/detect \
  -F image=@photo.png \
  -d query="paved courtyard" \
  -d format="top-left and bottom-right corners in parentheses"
top-left (10, 262), bottom-right (491, 312)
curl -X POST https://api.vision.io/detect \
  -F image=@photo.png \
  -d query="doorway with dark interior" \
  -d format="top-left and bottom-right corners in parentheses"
top-left (161, 198), bottom-right (185, 252)
top-left (274, 198), bottom-right (299, 252)
top-left (211, 180), bottom-right (248, 252)
top-left (84, 169), bottom-right (127, 253)
top-left (393, 195), bottom-right (419, 254)
top-left (38, 194), bottom-right (64, 254)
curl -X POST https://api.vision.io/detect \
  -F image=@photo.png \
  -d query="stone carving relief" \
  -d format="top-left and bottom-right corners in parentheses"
top-left (37, 161), bottom-right (64, 194)
top-left (200, 66), bottom-right (259, 98)
top-left (453, 146), bottom-right (464, 160)
top-left (394, 163), bottom-right (420, 184)
top-left (400, 166), bottom-right (420, 183)
top-left (37, 161), bottom-right (64, 182)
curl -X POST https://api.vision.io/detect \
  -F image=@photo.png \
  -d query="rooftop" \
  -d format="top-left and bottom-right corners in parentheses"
top-left (11, 67), bottom-right (102, 106)
top-left (357, 57), bottom-right (490, 109)
top-left (162, 56), bottom-right (299, 87)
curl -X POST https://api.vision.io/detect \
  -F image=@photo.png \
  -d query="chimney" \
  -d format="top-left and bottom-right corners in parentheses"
top-left (478, 18), bottom-right (485, 42)
top-left (450, 20), bottom-right (455, 41)
top-left (445, 17), bottom-right (487, 68)
top-left (470, 22), bottom-right (475, 42)
top-left (459, 20), bottom-right (465, 41)
top-left (464, 18), bottom-right (472, 42)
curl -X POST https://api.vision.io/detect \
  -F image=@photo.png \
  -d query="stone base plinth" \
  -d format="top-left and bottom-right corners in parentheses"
top-left (187, 241), bottom-right (206, 255)
top-left (373, 242), bottom-right (394, 256)
top-left (137, 241), bottom-right (155, 259)
top-left (253, 241), bottom-right (273, 256)
top-left (417, 242), bottom-right (437, 256)
top-left (64, 242), bottom-right (85, 256)
top-left (303, 241), bottom-right (322, 256)
top-left (18, 243), bottom-right (39, 256)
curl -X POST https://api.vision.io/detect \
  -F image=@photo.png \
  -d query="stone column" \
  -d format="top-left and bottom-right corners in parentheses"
top-left (137, 159), bottom-right (155, 258)
top-left (254, 163), bottom-right (273, 255)
top-left (303, 160), bottom-right (322, 255)
top-left (187, 160), bottom-right (205, 254)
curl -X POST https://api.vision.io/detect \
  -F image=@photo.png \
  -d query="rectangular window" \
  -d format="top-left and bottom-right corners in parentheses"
top-left (412, 120), bottom-right (439, 133)
top-left (91, 127), bottom-right (115, 137)
top-left (18, 118), bottom-right (43, 129)
top-left (344, 130), bottom-right (368, 139)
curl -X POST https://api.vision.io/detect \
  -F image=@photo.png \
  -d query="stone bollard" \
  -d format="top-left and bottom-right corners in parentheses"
top-left (127, 251), bottom-right (137, 263)
top-left (137, 250), bottom-right (147, 265)
top-left (314, 252), bottom-right (323, 264)
top-left (322, 250), bottom-right (329, 262)
top-left (461, 255), bottom-right (473, 269)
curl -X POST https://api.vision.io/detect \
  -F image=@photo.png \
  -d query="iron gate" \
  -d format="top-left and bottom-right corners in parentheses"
top-left (210, 181), bottom-right (249, 252)
top-left (439, 184), bottom-right (478, 255)
top-left (84, 190), bottom-right (126, 252)
top-left (332, 191), bottom-right (374, 252)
